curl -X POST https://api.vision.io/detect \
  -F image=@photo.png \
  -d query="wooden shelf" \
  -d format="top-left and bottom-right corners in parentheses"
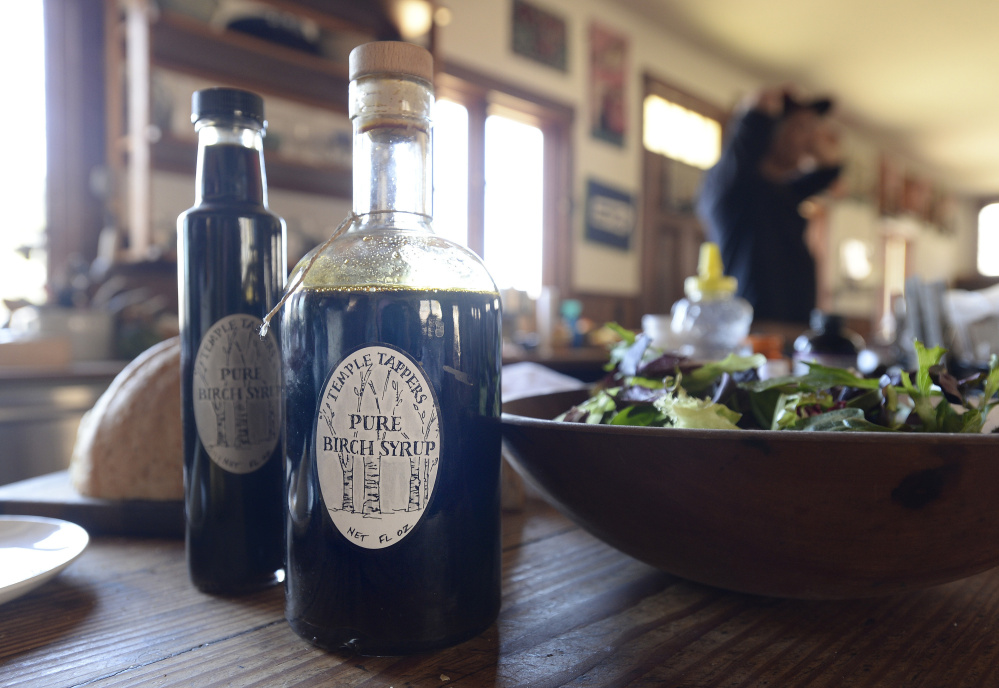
top-left (150, 11), bottom-right (354, 112)
top-left (108, 0), bottom-right (417, 258)
top-left (151, 135), bottom-right (352, 198)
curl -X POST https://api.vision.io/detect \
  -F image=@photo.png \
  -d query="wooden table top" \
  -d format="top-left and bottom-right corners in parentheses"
top-left (4, 497), bottom-right (999, 687)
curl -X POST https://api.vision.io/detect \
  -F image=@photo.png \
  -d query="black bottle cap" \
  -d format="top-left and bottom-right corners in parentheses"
top-left (810, 309), bottom-right (843, 333)
top-left (191, 87), bottom-right (265, 127)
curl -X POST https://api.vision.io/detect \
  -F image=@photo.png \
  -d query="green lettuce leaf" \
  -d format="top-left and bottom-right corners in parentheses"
top-left (604, 322), bottom-right (639, 372)
top-left (950, 353), bottom-right (999, 433)
top-left (682, 353), bottom-right (767, 395)
top-left (654, 388), bottom-right (741, 430)
top-left (555, 388), bottom-right (619, 424)
top-left (796, 407), bottom-right (893, 432)
top-left (607, 405), bottom-right (670, 427)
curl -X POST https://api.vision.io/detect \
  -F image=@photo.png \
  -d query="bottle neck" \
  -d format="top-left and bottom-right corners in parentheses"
top-left (350, 75), bottom-right (432, 220)
top-left (195, 122), bottom-right (267, 206)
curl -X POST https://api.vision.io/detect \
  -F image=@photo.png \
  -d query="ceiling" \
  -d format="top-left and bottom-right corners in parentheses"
top-left (609, 0), bottom-right (999, 197)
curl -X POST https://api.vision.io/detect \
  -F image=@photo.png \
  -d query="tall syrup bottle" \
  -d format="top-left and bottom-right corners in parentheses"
top-left (178, 88), bottom-right (287, 594)
top-left (281, 42), bottom-right (502, 655)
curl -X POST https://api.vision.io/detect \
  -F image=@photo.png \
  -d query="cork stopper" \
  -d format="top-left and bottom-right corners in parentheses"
top-left (349, 41), bottom-right (434, 85)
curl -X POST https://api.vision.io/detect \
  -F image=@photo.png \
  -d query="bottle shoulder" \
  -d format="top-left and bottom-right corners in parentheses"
top-left (295, 227), bottom-right (498, 295)
top-left (179, 205), bottom-right (286, 236)
top-left (180, 201), bottom-right (280, 218)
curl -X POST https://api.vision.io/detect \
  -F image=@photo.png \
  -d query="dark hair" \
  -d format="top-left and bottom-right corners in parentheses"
top-left (782, 93), bottom-right (833, 117)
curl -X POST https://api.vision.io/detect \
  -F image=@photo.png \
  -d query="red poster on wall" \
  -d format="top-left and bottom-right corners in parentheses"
top-left (589, 22), bottom-right (628, 147)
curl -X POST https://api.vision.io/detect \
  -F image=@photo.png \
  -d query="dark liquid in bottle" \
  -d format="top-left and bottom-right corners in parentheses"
top-left (282, 286), bottom-right (502, 655)
top-left (179, 143), bottom-right (285, 595)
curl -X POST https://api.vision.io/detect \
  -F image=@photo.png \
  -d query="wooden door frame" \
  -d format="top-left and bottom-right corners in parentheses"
top-left (639, 75), bottom-right (727, 318)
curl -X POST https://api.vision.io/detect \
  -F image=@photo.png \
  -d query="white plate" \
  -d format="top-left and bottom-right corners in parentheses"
top-left (0, 516), bottom-right (89, 606)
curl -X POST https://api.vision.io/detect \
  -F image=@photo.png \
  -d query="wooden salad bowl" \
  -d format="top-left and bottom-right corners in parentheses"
top-left (501, 389), bottom-right (999, 599)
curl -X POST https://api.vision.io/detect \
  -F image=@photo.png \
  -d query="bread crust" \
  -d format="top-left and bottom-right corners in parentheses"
top-left (70, 337), bottom-right (183, 500)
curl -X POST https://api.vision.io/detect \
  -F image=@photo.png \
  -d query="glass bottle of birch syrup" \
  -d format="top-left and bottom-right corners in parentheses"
top-left (178, 88), bottom-right (287, 594)
top-left (280, 42), bottom-right (503, 655)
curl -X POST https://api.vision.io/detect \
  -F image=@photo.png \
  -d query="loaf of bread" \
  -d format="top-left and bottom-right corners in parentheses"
top-left (70, 337), bottom-right (183, 500)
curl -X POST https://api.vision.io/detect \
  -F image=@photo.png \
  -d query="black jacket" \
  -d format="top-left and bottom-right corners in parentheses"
top-left (696, 109), bottom-right (841, 324)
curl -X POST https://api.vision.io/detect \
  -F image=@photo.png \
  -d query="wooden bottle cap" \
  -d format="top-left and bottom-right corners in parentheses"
top-left (349, 41), bottom-right (434, 84)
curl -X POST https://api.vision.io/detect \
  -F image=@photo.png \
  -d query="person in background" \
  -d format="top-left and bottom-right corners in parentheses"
top-left (696, 86), bottom-right (843, 325)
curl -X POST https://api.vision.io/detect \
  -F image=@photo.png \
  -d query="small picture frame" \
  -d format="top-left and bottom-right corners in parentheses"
top-left (585, 179), bottom-right (635, 250)
top-left (511, 0), bottom-right (568, 72)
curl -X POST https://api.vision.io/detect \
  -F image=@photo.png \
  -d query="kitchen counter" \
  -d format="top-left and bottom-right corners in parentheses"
top-left (0, 363), bottom-right (123, 486)
top-left (0, 360), bottom-right (125, 382)
top-left (3, 490), bottom-right (999, 686)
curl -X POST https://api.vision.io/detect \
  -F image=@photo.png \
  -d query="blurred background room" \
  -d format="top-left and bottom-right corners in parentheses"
top-left (2, 0), bottom-right (999, 484)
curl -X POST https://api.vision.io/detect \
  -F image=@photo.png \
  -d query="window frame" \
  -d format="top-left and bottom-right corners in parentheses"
top-left (639, 74), bottom-right (726, 317)
top-left (44, 0), bottom-right (108, 292)
top-left (435, 62), bottom-right (574, 296)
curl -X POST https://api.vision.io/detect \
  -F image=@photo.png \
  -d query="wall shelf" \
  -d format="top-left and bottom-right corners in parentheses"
top-left (151, 11), bottom-right (352, 112)
top-left (107, 0), bottom-right (424, 260)
top-left (151, 135), bottom-right (352, 198)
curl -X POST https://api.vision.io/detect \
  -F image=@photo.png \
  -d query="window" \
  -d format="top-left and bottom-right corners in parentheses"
top-left (638, 76), bottom-right (726, 316)
top-left (0, 2), bottom-right (47, 318)
top-left (482, 115), bottom-right (544, 298)
top-left (432, 99), bottom-right (470, 248)
top-left (642, 94), bottom-right (721, 170)
top-left (432, 67), bottom-right (572, 300)
top-left (434, 104), bottom-right (545, 297)
top-left (978, 202), bottom-right (999, 277)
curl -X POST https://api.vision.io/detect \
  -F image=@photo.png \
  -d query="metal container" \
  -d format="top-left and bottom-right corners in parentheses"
top-left (0, 370), bottom-right (118, 486)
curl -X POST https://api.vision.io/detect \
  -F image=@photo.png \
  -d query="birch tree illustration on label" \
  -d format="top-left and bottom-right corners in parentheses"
top-left (315, 344), bottom-right (441, 550)
top-left (193, 314), bottom-right (282, 474)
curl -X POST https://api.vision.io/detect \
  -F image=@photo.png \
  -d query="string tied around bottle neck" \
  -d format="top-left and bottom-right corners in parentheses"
top-left (257, 211), bottom-right (360, 339)
top-left (258, 209), bottom-right (430, 339)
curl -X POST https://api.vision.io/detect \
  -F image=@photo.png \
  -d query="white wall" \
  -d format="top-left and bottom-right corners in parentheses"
top-left (146, 1), bottom-right (981, 299)
top-left (438, 0), bottom-right (980, 300)
top-left (438, 0), bottom-right (758, 296)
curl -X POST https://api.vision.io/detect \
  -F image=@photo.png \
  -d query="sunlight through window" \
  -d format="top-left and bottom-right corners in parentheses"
top-left (484, 115), bottom-right (544, 299)
top-left (978, 203), bottom-right (999, 277)
top-left (432, 99), bottom-right (469, 247)
top-left (432, 102), bottom-right (545, 299)
top-left (0, 2), bottom-right (47, 318)
top-left (643, 94), bottom-right (721, 170)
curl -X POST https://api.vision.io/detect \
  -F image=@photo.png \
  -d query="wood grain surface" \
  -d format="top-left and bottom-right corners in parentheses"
top-left (3, 498), bottom-right (999, 687)
top-left (0, 471), bottom-right (183, 537)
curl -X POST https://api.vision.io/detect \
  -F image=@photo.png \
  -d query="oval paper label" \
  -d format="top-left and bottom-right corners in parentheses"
top-left (193, 314), bottom-right (282, 474)
top-left (315, 345), bottom-right (441, 549)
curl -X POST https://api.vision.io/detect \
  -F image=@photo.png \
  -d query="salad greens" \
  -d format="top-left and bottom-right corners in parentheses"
top-left (559, 327), bottom-right (999, 433)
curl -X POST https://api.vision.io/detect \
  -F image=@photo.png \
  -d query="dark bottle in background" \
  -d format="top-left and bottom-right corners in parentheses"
top-left (281, 42), bottom-right (502, 655)
top-left (793, 310), bottom-right (865, 373)
top-left (178, 88), bottom-right (287, 594)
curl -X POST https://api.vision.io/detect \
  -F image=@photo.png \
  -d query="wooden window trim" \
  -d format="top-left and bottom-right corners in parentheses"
top-left (436, 61), bottom-right (574, 296)
top-left (640, 75), bottom-right (725, 318)
top-left (44, 0), bottom-right (108, 292)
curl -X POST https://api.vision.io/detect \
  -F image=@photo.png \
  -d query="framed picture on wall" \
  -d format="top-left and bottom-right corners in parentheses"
top-left (585, 179), bottom-right (635, 250)
top-left (511, 0), bottom-right (568, 72)
top-left (589, 22), bottom-right (628, 146)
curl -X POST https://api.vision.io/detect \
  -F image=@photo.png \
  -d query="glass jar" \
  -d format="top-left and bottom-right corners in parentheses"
top-left (669, 242), bottom-right (753, 361)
